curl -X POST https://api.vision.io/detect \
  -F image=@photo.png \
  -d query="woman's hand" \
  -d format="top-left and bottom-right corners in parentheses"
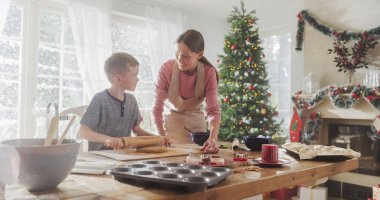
top-left (104, 137), bottom-right (124, 149)
top-left (200, 138), bottom-right (219, 154)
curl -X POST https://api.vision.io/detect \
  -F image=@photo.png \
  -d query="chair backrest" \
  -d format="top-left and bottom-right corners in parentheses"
top-left (60, 105), bottom-right (88, 117)
top-left (59, 105), bottom-right (88, 152)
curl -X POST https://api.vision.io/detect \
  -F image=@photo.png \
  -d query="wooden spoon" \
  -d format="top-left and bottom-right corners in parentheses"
top-left (56, 115), bottom-right (76, 145)
top-left (44, 116), bottom-right (59, 146)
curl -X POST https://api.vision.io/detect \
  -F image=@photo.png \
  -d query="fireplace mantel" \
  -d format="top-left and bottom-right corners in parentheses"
top-left (297, 95), bottom-right (379, 145)
top-left (299, 95), bottom-right (379, 121)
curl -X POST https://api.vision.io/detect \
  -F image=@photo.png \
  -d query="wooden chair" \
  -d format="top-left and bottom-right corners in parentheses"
top-left (59, 105), bottom-right (88, 152)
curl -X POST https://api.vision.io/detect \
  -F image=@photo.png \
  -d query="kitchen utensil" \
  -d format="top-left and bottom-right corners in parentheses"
top-left (243, 135), bottom-right (271, 151)
top-left (44, 116), bottom-right (59, 146)
top-left (1, 138), bottom-right (80, 191)
top-left (183, 126), bottom-right (194, 134)
top-left (109, 160), bottom-right (232, 192)
top-left (122, 136), bottom-right (164, 148)
top-left (57, 115), bottom-right (76, 145)
top-left (183, 127), bottom-right (209, 146)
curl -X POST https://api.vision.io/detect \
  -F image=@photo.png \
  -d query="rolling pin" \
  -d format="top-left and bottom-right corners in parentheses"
top-left (122, 136), bottom-right (164, 148)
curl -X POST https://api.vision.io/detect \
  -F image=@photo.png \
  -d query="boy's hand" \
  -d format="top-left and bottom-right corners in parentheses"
top-left (200, 138), bottom-right (219, 154)
top-left (162, 136), bottom-right (171, 147)
top-left (104, 137), bottom-right (124, 149)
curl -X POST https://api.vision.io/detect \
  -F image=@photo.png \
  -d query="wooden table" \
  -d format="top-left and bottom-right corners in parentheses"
top-left (3, 144), bottom-right (358, 200)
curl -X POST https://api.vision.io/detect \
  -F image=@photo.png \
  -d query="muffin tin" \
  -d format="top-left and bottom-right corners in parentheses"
top-left (108, 160), bottom-right (232, 192)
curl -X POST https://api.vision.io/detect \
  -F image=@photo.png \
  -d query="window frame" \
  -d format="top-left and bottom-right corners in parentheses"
top-left (10, 0), bottom-right (74, 138)
top-left (261, 26), bottom-right (292, 135)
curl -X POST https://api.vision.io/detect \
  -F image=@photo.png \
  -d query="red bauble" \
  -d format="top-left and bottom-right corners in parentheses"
top-left (249, 85), bottom-right (254, 91)
top-left (224, 97), bottom-right (230, 103)
top-left (231, 44), bottom-right (237, 50)
top-left (297, 13), bottom-right (303, 22)
top-left (274, 111), bottom-right (279, 116)
top-left (362, 31), bottom-right (369, 39)
top-left (267, 93), bottom-right (272, 97)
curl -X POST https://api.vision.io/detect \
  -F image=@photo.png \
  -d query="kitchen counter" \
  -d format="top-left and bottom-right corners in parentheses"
top-left (3, 144), bottom-right (358, 200)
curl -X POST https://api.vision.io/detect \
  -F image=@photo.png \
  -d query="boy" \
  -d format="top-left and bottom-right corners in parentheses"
top-left (79, 52), bottom-right (164, 151)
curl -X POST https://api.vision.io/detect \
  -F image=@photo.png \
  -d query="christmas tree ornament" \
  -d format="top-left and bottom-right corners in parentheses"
top-left (261, 109), bottom-right (267, 115)
top-left (231, 44), bottom-right (237, 50)
top-left (249, 85), bottom-right (255, 91)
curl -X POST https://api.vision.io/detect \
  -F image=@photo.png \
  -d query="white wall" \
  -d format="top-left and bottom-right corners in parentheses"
top-left (185, 15), bottom-right (227, 65)
top-left (304, 0), bottom-right (380, 87)
top-left (112, 0), bottom-right (227, 66)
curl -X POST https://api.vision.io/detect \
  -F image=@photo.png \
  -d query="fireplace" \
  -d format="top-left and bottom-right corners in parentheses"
top-left (296, 95), bottom-right (379, 194)
top-left (328, 123), bottom-right (379, 176)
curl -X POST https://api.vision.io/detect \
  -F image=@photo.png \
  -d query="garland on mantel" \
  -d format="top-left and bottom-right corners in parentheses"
top-left (296, 10), bottom-right (380, 51)
top-left (291, 85), bottom-right (380, 111)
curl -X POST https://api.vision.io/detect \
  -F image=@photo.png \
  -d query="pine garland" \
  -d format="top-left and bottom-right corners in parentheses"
top-left (292, 85), bottom-right (380, 111)
top-left (295, 10), bottom-right (380, 51)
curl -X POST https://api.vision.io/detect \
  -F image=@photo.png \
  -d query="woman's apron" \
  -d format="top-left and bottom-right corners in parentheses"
top-left (164, 61), bottom-right (207, 144)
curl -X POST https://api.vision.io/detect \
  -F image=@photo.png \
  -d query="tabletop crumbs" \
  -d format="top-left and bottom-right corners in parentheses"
top-left (232, 161), bottom-right (261, 173)
top-left (232, 166), bottom-right (261, 173)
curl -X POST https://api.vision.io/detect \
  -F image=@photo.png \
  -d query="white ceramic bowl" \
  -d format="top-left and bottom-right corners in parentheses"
top-left (0, 138), bottom-right (80, 191)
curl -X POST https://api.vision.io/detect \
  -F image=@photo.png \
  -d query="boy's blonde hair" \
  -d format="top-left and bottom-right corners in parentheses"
top-left (104, 52), bottom-right (139, 81)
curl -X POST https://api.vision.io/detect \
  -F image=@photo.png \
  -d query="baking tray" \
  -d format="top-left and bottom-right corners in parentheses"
top-left (285, 149), bottom-right (352, 161)
top-left (108, 160), bottom-right (232, 192)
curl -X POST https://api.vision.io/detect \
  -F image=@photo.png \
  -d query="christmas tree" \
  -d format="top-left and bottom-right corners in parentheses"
top-left (218, 1), bottom-right (282, 142)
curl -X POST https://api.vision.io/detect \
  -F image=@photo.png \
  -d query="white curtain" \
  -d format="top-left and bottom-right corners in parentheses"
top-left (0, 0), bottom-right (11, 33)
top-left (67, 0), bottom-right (112, 103)
top-left (145, 6), bottom-right (187, 81)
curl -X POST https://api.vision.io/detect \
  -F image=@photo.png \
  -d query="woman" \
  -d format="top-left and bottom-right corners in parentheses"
top-left (152, 29), bottom-right (220, 153)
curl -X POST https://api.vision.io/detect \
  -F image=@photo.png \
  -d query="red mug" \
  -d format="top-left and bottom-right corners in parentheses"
top-left (261, 144), bottom-right (279, 163)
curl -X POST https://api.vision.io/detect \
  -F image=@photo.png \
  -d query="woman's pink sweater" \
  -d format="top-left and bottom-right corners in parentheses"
top-left (151, 59), bottom-right (221, 126)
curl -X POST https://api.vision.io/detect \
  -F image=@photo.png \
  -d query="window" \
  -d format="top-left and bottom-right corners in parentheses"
top-left (0, 1), bottom-right (176, 141)
top-left (36, 10), bottom-right (82, 138)
top-left (262, 32), bottom-right (291, 135)
top-left (0, 5), bottom-right (22, 140)
top-left (0, 2), bottom-right (83, 141)
top-left (111, 17), bottom-right (155, 132)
